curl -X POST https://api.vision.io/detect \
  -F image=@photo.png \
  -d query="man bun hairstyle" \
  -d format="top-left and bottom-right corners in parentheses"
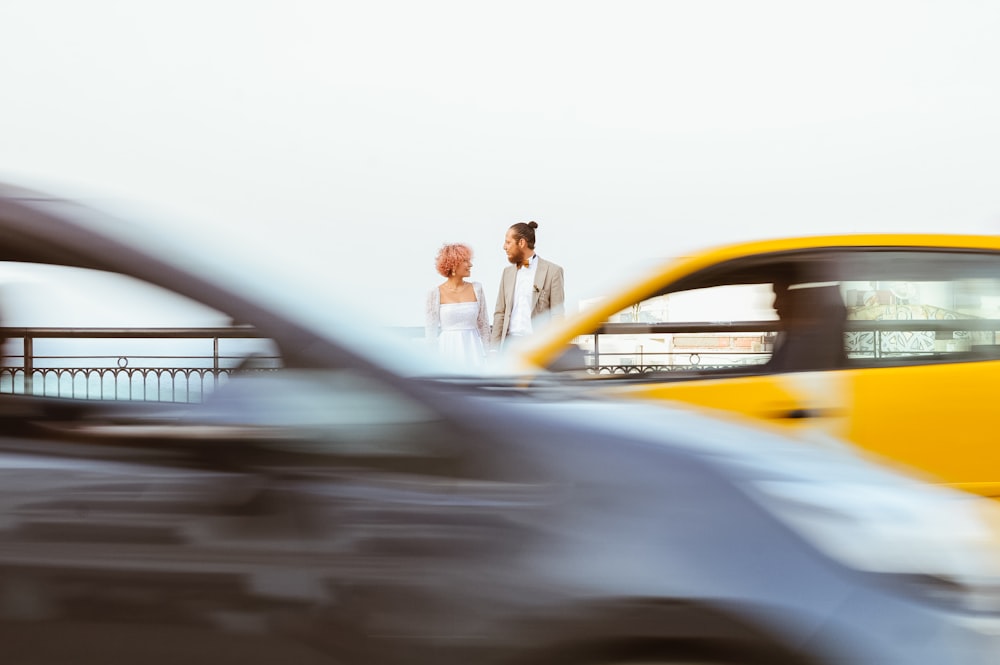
top-left (509, 220), bottom-right (539, 249)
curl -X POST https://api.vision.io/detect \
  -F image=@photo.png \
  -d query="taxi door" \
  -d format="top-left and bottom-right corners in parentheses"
top-left (572, 280), bottom-right (854, 445)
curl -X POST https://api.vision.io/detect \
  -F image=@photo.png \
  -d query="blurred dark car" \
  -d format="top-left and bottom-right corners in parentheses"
top-left (0, 183), bottom-right (1000, 665)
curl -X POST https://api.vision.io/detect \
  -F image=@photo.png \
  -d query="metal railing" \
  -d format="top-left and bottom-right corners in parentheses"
top-left (3, 319), bottom-right (998, 401)
top-left (576, 319), bottom-right (1000, 374)
top-left (0, 327), bottom-right (278, 403)
top-left (388, 320), bottom-right (1000, 374)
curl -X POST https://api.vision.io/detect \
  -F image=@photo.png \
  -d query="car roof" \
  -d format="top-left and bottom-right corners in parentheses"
top-left (518, 232), bottom-right (1000, 368)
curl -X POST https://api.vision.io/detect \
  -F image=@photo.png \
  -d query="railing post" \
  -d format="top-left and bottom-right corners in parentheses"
top-left (213, 337), bottom-right (220, 386)
top-left (23, 334), bottom-right (33, 396)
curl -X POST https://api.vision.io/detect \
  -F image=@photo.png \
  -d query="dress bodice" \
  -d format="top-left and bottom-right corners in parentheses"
top-left (425, 282), bottom-right (491, 367)
top-left (439, 301), bottom-right (480, 331)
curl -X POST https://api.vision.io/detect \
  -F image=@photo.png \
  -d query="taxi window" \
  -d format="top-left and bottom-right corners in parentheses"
top-left (576, 283), bottom-right (781, 375)
top-left (569, 248), bottom-right (1000, 377)
top-left (842, 252), bottom-right (1000, 364)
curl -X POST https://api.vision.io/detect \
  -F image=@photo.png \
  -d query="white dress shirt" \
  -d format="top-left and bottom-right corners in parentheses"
top-left (508, 254), bottom-right (537, 337)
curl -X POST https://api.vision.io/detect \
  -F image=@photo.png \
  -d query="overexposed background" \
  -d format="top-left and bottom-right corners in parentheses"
top-left (1, 1), bottom-right (999, 326)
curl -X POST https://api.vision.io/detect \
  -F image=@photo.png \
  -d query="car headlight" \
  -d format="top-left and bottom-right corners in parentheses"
top-left (750, 477), bottom-right (1000, 612)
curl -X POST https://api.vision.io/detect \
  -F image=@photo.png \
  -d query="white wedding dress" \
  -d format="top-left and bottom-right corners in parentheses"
top-left (426, 282), bottom-right (491, 368)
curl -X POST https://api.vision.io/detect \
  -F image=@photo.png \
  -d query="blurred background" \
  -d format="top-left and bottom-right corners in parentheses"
top-left (1, 0), bottom-right (998, 325)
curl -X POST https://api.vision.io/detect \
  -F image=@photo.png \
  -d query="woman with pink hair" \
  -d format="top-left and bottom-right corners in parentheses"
top-left (425, 243), bottom-right (491, 367)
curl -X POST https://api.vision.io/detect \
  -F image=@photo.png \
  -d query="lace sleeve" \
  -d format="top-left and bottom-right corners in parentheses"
top-left (473, 282), bottom-right (491, 345)
top-left (425, 288), bottom-right (441, 341)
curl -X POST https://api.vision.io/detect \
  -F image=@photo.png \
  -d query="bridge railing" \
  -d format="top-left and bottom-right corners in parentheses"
top-left (3, 319), bottom-right (998, 402)
top-left (571, 319), bottom-right (1000, 374)
top-left (0, 327), bottom-right (278, 403)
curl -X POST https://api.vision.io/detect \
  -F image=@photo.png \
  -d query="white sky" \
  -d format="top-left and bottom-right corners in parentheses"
top-left (1, 1), bottom-right (999, 327)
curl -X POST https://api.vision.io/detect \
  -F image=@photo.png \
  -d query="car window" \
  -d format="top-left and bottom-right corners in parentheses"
top-left (578, 284), bottom-right (778, 374)
top-left (567, 248), bottom-right (1000, 378)
top-left (0, 262), bottom-right (281, 402)
top-left (842, 252), bottom-right (1000, 365)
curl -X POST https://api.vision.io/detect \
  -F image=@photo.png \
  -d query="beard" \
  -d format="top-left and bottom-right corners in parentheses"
top-left (507, 247), bottom-right (526, 265)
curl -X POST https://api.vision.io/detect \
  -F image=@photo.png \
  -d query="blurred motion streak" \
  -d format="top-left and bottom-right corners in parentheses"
top-left (0, 182), bottom-right (998, 664)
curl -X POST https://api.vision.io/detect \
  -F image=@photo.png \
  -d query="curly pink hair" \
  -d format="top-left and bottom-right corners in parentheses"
top-left (434, 243), bottom-right (473, 278)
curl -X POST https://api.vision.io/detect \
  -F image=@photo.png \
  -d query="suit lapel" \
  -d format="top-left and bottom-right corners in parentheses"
top-left (531, 259), bottom-right (547, 312)
top-left (504, 266), bottom-right (516, 320)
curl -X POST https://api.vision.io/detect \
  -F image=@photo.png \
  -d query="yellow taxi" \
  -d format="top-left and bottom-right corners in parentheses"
top-left (517, 234), bottom-right (1000, 498)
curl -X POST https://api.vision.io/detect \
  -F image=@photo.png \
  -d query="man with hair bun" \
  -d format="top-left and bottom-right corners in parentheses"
top-left (491, 220), bottom-right (565, 350)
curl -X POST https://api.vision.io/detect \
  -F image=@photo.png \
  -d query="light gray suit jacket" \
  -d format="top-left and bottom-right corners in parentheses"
top-left (491, 256), bottom-right (565, 349)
